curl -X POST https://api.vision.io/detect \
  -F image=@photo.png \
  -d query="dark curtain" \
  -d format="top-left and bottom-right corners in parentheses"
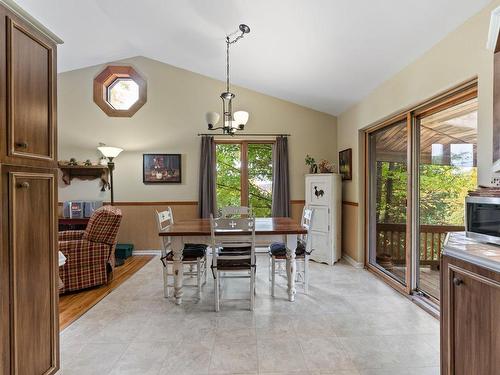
top-left (271, 136), bottom-right (290, 217)
top-left (199, 136), bottom-right (217, 218)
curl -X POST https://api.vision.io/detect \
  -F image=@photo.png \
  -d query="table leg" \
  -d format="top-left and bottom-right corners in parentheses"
top-left (171, 237), bottom-right (184, 305)
top-left (285, 234), bottom-right (297, 302)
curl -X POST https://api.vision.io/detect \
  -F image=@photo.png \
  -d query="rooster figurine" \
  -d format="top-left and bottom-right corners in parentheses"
top-left (314, 186), bottom-right (324, 198)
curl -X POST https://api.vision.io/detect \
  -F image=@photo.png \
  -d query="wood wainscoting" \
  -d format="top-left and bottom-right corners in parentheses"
top-left (59, 200), bottom-right (306, 251)
top-left (342, 201), bottom-right (360, 264)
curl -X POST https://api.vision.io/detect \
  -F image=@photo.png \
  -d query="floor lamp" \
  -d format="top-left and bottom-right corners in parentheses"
top-left (97, 146), bottom-right (123, 206)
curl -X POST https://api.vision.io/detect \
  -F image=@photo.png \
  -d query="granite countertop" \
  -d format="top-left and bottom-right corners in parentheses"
top-left (443, 232), bottom-right (500, 272)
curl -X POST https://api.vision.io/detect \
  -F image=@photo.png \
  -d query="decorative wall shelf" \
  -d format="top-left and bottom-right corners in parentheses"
top-left (58, 164), bottom-right (109, 191)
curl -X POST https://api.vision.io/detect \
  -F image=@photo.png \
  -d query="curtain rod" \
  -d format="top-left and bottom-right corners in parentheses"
top-left (197, 133), bottom-right (290, 137)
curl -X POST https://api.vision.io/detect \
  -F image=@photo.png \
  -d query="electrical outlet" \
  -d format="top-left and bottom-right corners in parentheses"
top-left (491, 177), bottom-right (500, 187)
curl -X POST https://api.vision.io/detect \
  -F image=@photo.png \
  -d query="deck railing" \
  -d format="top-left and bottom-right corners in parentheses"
top-left (376, 223), bottom-right (464, 264)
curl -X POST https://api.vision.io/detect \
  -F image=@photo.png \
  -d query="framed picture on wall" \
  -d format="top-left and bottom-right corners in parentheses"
top-left (143, 154), bottom-right (182, 183)
top-left (339, 148), bottom-right (352, 180)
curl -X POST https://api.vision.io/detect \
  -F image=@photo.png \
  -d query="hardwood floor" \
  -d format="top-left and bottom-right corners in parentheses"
top-left (59, 255), bottom-right (154, 330)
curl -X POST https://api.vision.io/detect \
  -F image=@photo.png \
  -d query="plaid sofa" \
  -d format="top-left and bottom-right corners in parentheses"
top-left (59, 206), bottom-right (123, 293)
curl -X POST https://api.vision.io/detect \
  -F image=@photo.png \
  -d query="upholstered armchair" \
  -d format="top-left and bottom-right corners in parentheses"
top-left (59, 206), bottom-right (123, 293)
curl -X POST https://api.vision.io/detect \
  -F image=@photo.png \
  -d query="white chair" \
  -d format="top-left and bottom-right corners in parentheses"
top-left (156, 208), bottom-right (208, 299)
top-left (220, 206), bottom-right (252, 218)
top-left (269, 207), bottom-right (314, 296)
top-left (210, 215), bottom-right (256, 312)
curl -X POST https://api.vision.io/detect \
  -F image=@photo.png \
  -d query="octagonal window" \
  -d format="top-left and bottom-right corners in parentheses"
top-left (94, 65), bottom-right (147, 117)
top-left (107, 78), bottom-right (140, 110)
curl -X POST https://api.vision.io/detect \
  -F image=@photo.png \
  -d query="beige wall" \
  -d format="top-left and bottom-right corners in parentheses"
top-left (58, 56), bottom-right (336, 249)
top-left (337, 0), bottom-right (499, 263)
top-left (58, 56), bottom-right (337, 204)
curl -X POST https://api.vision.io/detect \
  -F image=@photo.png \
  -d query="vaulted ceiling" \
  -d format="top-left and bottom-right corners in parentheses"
top-left (15, 0), bottom-right (492, 115)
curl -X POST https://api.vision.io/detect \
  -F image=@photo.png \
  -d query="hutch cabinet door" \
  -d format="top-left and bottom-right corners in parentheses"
top-left (444, 262), bottom-right (500, 375)
top-left (4, 168), bottom-right (59, 375)
top-left (6, 16), bottom-right (56, 162)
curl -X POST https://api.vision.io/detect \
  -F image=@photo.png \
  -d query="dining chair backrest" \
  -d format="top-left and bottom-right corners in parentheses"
top-left (220, 206), bottom-right (253, 218)
top-left (210, 214), bottom-right (256, 262)
top-left (300, 207), bottom-right (314, 253)
top-left (156, 207), bottom-right (174, 250)
top-left (156, 207), bottom-right (174, 231)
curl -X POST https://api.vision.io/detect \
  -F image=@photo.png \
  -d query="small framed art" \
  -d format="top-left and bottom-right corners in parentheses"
top-left (143, 154), bottom-right (181, 183)
top-left (339, 148), bottom-right (352, 180)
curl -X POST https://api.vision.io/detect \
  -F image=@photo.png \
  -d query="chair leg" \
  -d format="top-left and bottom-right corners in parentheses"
top-left (162, 260), bottom-right (169, 298)
top-left (254, 267), bottom-right (257, 296)
top-left (271, 257), bottom-right (276, 297)
top-left (197, 258), bottom-right (202, 298)
top-left (268, 256), bottom-right (272, 281)
top-left (215, 271), bottom-right (220, 312)
top-left (304, 256), bottom-right (310, 295)
top-left (204, 254), bottom-right (208, 285)
top-left (250, 267), bottom-right (255, 311)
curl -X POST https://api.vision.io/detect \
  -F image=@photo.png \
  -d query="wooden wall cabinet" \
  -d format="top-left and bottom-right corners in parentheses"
top-left (441, 255), bottom-right (500, 375)
top-left (0, 4), bottom-right (57, 169)
top-left (0, 1), bottom-right (62, 374)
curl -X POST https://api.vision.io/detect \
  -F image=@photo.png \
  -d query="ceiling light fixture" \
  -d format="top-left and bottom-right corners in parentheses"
top-left (206, 24), bottom-right (250, 135)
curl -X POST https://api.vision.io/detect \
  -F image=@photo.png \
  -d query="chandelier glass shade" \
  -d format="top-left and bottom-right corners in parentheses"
top-left (206, 24), bottom-right (250, 135)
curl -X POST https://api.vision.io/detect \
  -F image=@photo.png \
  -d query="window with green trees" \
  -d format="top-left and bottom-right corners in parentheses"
top-left (216, 142), bottom-right (273, 217)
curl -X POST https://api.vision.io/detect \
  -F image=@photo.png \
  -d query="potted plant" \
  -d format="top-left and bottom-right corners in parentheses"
top-left (305, 154), bottom-right (318, 173)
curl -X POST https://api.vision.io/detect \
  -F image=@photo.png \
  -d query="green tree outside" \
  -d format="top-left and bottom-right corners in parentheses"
top-left (216, 143), bottom-right (273, 217)
top-left (376, 161), bottom-right (477, 226)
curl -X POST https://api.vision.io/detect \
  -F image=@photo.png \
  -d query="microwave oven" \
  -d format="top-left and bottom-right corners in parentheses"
top-left (465, 196), bottom-right (500, 245)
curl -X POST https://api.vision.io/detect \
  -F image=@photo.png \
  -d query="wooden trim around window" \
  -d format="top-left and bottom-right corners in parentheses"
top-left (93, 65), bottom-right (147, 117)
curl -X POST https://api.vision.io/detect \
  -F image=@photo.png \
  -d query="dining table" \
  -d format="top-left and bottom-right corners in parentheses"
top-left (158, 217), bottom-right (307, 305)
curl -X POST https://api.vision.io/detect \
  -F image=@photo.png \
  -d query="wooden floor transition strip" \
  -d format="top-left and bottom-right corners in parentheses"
top-left (59, 255), bottom-right (154, 330)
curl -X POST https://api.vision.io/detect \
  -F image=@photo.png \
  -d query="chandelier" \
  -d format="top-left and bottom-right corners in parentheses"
top-left (205, 24), bottom-right (250, 135)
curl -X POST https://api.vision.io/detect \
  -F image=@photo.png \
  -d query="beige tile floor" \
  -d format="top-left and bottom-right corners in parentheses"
top-left (59, 255), bottom-right (440, 375)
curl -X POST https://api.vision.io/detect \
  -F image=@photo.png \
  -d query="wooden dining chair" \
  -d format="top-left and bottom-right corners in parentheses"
top-left (220, 206), bottom-right (253, 218)
top-left (155, 207), bottom-right (208, 299)
top-left (210, 214), bottom-right (256, 311)
top-left (269, 207), bottom-right (314, 296)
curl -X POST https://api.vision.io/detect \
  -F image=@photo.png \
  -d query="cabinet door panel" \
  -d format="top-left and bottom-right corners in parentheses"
top-left (7, 170), bottom-right (58, 375)
top-left (310, 205), bottom-right (329, 232)
top-left (307, 179), bottom-right (330, 205)
top-left (7, 17), bottom-right (55, 161)
top-left (448, 265), bottom-right (500, 375)
top-left (310, 231), bottom-right (331, 264)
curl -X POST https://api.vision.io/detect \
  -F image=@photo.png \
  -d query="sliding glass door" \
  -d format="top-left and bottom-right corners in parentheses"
top-left (368, 119), bottom-right (410, 288)
top-left (366, 83), bottom-right (478, 304)
top-left (416, 98), bottom-right (478, 300)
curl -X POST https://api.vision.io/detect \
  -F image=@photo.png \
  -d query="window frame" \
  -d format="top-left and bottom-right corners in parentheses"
top-left (215, 139), bottom-right (274, 209)
top-left (363, 79), bottom-right (478, 306)
top-left (93, 65), bottom-right (147, 117)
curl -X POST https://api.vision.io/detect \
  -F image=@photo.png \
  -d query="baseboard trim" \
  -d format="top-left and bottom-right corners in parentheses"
top-left (132, 250), bottom-right (161, 256)
top-left (342, 254), bottom-right (364, 268)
